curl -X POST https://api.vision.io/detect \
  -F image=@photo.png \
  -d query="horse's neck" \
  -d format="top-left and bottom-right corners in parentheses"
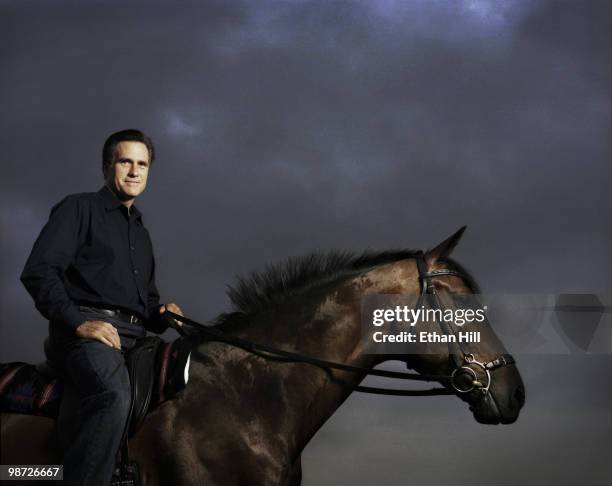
top-left (198, 284), bottom-right (367, 455)
top-left (191, 260), bottom-right (417, 462)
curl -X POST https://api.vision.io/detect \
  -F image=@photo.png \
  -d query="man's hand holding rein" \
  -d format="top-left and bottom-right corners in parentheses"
top-left (159, 302), bottom-right (185, 330)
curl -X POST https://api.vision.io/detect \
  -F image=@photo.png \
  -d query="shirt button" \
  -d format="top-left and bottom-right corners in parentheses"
top-left (130, 246), bottom-right (135, 251)
top-left (133, 269), bottom-right (138, 275)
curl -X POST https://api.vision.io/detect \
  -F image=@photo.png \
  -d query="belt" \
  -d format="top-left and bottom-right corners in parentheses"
top-left (78, 305), bottom-right (144, 326)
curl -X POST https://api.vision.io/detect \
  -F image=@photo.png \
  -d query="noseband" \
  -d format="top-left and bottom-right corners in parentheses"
top-left (167, 252), bottom-right (515, 397)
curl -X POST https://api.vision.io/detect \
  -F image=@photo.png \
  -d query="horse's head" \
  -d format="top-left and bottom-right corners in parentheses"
top-left (366, 227), bottom-right (525, 425)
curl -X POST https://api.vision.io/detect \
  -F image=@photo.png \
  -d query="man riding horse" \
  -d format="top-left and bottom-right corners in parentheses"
top-left (20, 129), bottom-right (184, 486)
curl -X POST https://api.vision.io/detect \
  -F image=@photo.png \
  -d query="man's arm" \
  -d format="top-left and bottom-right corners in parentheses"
top-left (20, 196), bottom-right (87, 332)
top-left (144, 258), bottom-right (167, 333)
top-left (144, 257), bottom-right (184, 334)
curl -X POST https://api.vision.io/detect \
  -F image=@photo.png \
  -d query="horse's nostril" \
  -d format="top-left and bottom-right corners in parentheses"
top-left (514, 385), bottom-right (525, 407)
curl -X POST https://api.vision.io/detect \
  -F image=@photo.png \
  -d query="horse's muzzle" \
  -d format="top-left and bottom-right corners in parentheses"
top-left (469, 383), bottom-right (525, 425)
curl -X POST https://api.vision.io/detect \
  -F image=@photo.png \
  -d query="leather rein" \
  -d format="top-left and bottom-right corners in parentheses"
top-left (166, 252), bottom-right (514, 397)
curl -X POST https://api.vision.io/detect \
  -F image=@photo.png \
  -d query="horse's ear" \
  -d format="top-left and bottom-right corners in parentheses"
top-left (425, 226), bottom-right (467, 265)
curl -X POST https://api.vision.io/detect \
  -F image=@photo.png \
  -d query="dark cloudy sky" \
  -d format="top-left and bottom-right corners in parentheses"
top-left (1, 1), bottom-right (611, 484)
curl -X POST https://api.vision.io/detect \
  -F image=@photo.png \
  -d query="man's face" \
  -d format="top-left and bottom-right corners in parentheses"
top-left (105, 141), bottom-right (150, 203)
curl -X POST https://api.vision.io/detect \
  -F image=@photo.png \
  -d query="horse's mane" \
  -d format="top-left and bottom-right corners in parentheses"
top-left (209, 249), bottom-right (479, 329)
top-left (224, 249), bottom-right (419, 316)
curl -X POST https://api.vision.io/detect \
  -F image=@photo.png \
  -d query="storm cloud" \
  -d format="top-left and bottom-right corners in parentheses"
top-left (1, 1), bottom-right (610, 484)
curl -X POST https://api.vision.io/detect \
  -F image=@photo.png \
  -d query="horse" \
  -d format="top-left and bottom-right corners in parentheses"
top-left (1, 228), bottom-right (525, 485)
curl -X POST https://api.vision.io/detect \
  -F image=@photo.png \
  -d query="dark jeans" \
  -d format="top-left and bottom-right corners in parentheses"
top-left (47, 309), bottom-right (146, 486)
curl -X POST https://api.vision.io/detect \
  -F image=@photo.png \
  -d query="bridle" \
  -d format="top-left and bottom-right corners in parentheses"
top-left (166, 252), bottom-right (515, 397)
top-left (414, 252), bottom-right (515, 395)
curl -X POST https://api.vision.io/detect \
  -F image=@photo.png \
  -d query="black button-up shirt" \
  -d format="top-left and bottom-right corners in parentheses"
top-left (21, 186), bottom-right (166, 333)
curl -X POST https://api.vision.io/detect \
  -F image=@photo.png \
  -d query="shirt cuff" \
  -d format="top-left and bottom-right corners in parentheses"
top-left (61, 305), bottom-right (86, 333)
top-left (145, 306), bottom-right (170, 334)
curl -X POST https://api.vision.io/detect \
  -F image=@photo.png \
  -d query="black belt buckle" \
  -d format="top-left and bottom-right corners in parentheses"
top-left (125, 311), bottom-right (143, 326)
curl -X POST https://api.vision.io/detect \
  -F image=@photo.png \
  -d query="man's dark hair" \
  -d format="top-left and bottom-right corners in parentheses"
top-left (102, 129), bottom-right (155, 176)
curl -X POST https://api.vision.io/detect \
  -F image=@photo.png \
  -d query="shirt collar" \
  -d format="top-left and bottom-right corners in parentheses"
top-left (98, 186), bottom-right (143, 220)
